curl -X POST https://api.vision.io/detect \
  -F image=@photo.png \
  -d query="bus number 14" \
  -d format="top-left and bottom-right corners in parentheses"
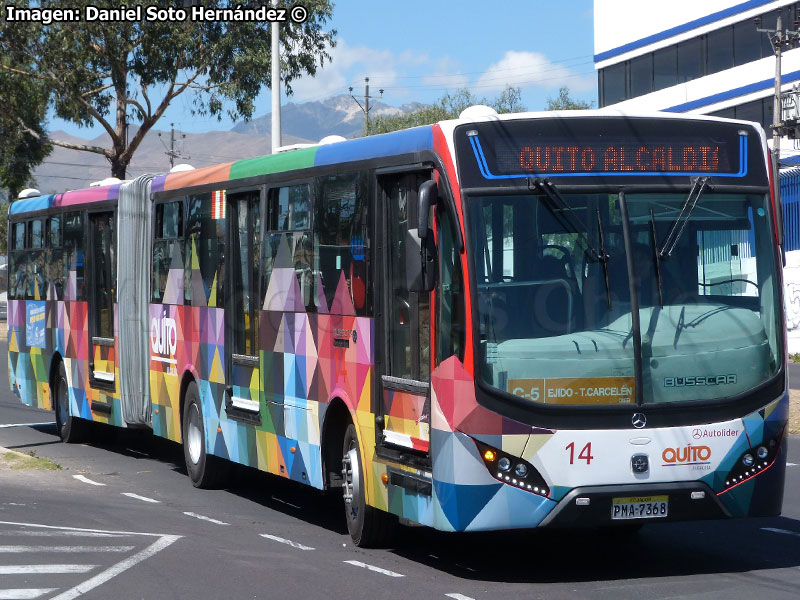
top-left (565, 442), bottom-right (594, 465)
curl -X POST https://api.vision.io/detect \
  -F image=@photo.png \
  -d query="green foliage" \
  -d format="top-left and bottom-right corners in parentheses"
top-left (0, 0), bottom-right (336, 178)
top-left (545, 86), bottom-right (595, 111)
top-left (370, 86), bottom-right (527, 135)
top-left (0, 55), bottom-right (51, 201)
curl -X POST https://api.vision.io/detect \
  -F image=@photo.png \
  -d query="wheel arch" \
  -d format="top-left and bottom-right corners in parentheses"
top-left (321, 397), bottom-right (354, 490)
top-left (178, 369), bottom-right (197, 444)
top-left (48, 351), bottom-right (64, 412)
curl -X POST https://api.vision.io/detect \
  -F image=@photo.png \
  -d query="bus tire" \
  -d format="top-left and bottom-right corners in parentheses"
top-left (54, 361), bottom-right (85, 443)
top-left (342, 423), bottom-right (396, 547)
top-left (182, 381), bottom-right (226, 489)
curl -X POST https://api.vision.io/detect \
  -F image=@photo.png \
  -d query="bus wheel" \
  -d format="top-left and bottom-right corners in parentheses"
top-left (182, 381), bottom-right (226, 489)
top-left (54, 362), bottom-right (85, 443)
top-left (341, 423), bottom-right (395, 547)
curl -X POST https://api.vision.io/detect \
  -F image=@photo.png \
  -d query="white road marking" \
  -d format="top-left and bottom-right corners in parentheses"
top-left (762, 527), bottom-right (800, 537)
top-left (0, 520), bottom-right (167, 537)
top-left (343, 560), bottom-right (404, 577)
top-left (72, 475), bottom-right (105, 486)
top-left (787, 462), bottom-right (798, 467)
top-left (445, 594), bottom-right (476, 600)
top-left (0, 423), bottom-right (55, 429)
top-left (0, 565), bottom-right (96, 574)
top-left (271, 495), bottom-right (301, 509)
top-left (0, 590), bottom-right (57, 599)
top-left (0, 546), bottom-right (134, 553)
top-left (8, 531), bottom-right (126, 538)
top-left (121, 493), bottom-right (159, 504)
top-left (49, 535), bottom-right (181, 600)
top-left (124, 448), bottom-right (149, 457)
top-left (259, 534), bottom-right (315, 551)
top-left (183, 512), bottom-right (228, 525)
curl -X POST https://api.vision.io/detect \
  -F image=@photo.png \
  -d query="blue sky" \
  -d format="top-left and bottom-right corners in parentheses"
top-left (52, 0), bottom-right (596, 137)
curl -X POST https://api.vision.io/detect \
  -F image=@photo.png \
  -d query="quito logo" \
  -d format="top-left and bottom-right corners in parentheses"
top-left (150, 311), bottom-right (178, 356)
top-left (661, 444), bottom-right (711, 466)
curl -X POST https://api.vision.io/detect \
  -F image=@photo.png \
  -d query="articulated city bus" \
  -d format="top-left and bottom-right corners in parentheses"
top-left (7, 109), bottom-right (788, 546)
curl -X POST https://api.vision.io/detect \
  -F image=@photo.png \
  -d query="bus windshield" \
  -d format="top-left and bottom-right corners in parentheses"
top-left (468, 190), bottom-right (782, 406)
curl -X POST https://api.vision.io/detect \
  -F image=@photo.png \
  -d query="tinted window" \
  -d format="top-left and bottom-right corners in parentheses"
top-left (653, 46), bottom-right (677, 90)
top-left (602, 62), bottom-right (627, 106)
top-left (49, 216), bottom-right (61, 248)
top-left (152, 200), bottom-right (185, 303)
top-left (708, 26), bottom-right (734, 73)
top-left (630, 53), bottom-right (653, 97)
top-left (735, 99), bottom-right (763, 125)
top-left (185, 192), bottom-right (226, 306)
top-left (30, 220), bottom-right (43, 249)
top-left (316, 172), bottom-right (371, 315)
top-left (270, 184), bottom-right (311, 231)
top-left (678, 37), bottom-right (703, 82)
top-left (734, 20), bottom-right (762, 65)
top-left (62, 213), bottom-right (85, 300)
top-left (13, 222), bottom-right (25, 250)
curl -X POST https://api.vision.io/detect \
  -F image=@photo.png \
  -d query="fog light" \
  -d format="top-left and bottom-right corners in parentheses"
top-left (498, 457), bottom-right (511, 471)
top-left (742, 454), bottom-right (754, 467)
top-left (514, 463), bottom-right (528, 478)
top-left (756, 446), bottom-right (768, 460)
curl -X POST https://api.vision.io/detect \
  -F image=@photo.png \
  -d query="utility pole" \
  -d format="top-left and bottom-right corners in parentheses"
top-left (349, 78), bottom-right (384, 136)
top-left (158, 123), bottom-right (187, 169)
top-left (756, 12), bottom-right (800, 248)
top-left (270, 0), bottom-right (281, 152)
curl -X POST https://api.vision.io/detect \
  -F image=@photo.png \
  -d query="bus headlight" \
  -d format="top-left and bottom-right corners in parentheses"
top-left (721, 433), bottom-right (783, 492)
top-left (473, 439), bottom-right (549, 497)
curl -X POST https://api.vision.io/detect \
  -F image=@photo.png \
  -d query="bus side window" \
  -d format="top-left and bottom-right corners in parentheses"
top-left (47, 216), bottom-right (63, 299)
top-left (263, 184), bottom-right (314, 311)
top-left (186, 192), bottom-right (225, 307)
top-left (152, 199), bottom-right (185, 303)
top-left (315, 173), bottom-right (370, 315)
top-left (10, 221), bottom-right (27, 300)
top-left (436, 207), bottom-right (465, 363)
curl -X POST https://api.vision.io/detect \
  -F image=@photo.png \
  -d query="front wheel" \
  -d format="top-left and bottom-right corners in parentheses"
top-left (342, 423), bottom-right (395, 547)
top-left (182, 381), bottom-right (226, 488)
top-left (54, 362), bottom-right (86, 443)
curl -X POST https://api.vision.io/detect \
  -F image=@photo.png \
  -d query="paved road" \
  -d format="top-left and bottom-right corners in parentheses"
top-left (2, 340), bottom-right (800, 600)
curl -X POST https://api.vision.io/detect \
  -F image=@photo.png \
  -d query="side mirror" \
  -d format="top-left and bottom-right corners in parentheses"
top-left (406, 179), bottom-right (438, 292)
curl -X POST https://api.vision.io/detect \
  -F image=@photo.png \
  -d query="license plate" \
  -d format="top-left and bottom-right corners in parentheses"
top-left (611, 495), bottom-right (668, 520)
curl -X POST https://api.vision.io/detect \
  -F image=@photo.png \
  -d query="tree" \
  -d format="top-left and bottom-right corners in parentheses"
top-left (545, 86), bottom-right (595, 111)
top-left (370, 86), bottom-right (526, 135)
top-left (0, 50), bottom-right (51, 199)
top-left (0, 0), bottom-right (336, 179)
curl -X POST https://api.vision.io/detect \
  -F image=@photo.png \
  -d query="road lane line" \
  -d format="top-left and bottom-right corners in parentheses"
top-left (259, 534), bottom-right (315, 551)
top-left (183, 512), bottom-right (228, 525)
top-left (7, 531), bottom-right (127, 538)
top-left (0, 423), bottom-right (55, 429)
top-left (343, 560), bottom-right (404, 577)
top-left (0, 565), bottom-right (96, 574)
top-left (445, 594), bottom-right (476, 600)
top-left (72, 475), bottom-right (105, 487)
top-left (49, 535), bottom-right (181, 600)
top-left (121, 493), bottom-right (160, 504)
top-left (270, 496), bottom-right (302, 509)
top-left (0, 589), bottom-right (58, 599)
top-left (761, 527), bottom-right (800, 537)
top-left (0, 546), bottom-right (134, 553)
top-left (787, 462), bottom-right (797, 467)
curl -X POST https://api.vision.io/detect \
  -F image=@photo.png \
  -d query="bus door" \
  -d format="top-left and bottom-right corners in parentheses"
top-left (87, 211), bottom-right (116, 411)
top-left (375, 171), bottom-right (432, 465)
top-left (224, 191), bottom-right (262, 421)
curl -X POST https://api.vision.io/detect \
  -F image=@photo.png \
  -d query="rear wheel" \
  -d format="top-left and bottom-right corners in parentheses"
top-left (182, 381), bottom-right (226, 488)
top-left (342, 423), bottom-right (395, 547)
top-left (54, 362), bottom-right (85, 443)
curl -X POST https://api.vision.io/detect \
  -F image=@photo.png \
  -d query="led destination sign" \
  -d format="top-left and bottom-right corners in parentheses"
top-left (502, 141), bottom-right (732, 175)
top-left (455, 117), bottom-right (760, 187)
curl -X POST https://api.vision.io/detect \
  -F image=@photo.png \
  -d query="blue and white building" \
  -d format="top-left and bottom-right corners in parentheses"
top-left (595, 0), bottom-right (800, 350)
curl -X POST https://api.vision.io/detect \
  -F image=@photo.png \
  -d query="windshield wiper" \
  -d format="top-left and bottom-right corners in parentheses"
top-left (529, 179), bottom-right (612, 307)
top-left (649, 209), bottom-right (664, 307)
top-left (658, 176), bottom-right (710, 258)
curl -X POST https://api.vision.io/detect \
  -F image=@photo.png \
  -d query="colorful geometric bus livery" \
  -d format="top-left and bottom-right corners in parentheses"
top-left (8, 112), bottom-right (789, 542)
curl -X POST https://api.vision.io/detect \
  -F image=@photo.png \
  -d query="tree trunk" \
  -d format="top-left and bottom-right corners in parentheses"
top-left (110, 157), bottom-right (128, 180)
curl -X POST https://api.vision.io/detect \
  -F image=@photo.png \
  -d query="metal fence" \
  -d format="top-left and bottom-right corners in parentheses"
top-left (781, 168), bottom-right (800, 251)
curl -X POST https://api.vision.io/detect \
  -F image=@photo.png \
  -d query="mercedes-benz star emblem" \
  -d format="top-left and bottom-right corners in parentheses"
top-left (631, 413), bottom-right (647, 429)
top-left (631, 454), bottom-right (649, 473)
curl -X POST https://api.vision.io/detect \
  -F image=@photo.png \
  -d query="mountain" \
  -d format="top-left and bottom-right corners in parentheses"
top-left (29, 95), bottom-right (424, 194)
top-left (231, 94), bottom-right (423, 140)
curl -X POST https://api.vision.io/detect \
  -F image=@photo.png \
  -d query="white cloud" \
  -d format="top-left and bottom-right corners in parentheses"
top-left (287, 39), bottom-right (401, 102)
top-left (473, 50), bottom-right (595, 94)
